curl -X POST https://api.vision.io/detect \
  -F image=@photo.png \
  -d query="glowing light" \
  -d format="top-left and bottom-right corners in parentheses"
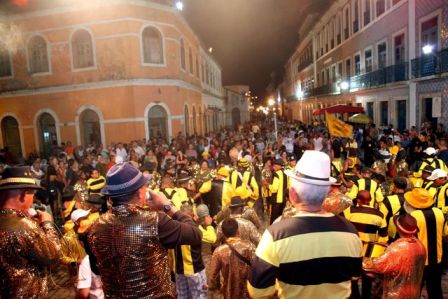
top-left (340, 81), bottom-right (349, 90)
top-left (175, 1), bottom-right (183, 11)
top-left (422, 44), bottom-right (434, 55)
top-left (208, 47), bottom-right (213, 53)
top-left (12, 0), bottom-right (28, 7)
top-left (268, 98), bottom-right (275, 106)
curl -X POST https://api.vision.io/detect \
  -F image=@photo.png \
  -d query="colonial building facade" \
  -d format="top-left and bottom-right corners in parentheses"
top-left (223, 85), bottom-right (250, 129)
top-left (0, 0), bottom-right (226, 158)
top-left (282, 0), bottom-right (447, 132)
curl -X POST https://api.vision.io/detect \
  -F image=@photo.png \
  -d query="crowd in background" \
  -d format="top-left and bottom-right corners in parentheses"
top-left (1, 115), bottom-right (448, 298)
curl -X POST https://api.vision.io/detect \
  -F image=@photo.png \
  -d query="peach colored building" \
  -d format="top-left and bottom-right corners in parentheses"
top-left (0, 0), bottom-right (225, 158)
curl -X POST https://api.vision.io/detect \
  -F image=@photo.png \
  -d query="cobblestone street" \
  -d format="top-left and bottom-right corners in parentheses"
top-left (47, 265), bottom-right (75, 298)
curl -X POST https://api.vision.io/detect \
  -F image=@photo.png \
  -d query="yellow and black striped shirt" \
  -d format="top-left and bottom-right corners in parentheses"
top-left (418, 158), bottom-right (448, 175)
top-left (379, 193), bottom-right (405, 239)
top-left (87, 176), bottom-right (106, 194)
top-left (171, 243), bottom-right (205, 276)
top-left (248, 213), bottom-right (362, 299)
top-left (434, 182), bottom-right (448, 214)
top-left (411, 207), bottom-right (448, 266)
top-left (344, 205), bottom-right (388, 255)
top-left (348, 178), bottom-right (384, 207)
top-left (268, 169), bottom-right (288, 204)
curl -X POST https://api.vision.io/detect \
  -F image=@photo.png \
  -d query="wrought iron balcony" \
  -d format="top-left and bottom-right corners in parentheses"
top-left (350, 62), bottom-right (408, 90)
top-left (294, 62), bottom-right (409, 99)
top-left (412, 48), bottom-right (448, 78)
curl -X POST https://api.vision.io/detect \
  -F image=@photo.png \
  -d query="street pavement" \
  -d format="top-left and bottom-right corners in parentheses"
top-left (47, 264), bottom-right (75, 298)
top-left (47, 264), bottom-right (448, 298)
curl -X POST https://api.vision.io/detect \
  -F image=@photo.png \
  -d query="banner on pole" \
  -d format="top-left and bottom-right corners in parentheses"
top-left (325, 112), bottom-right (353, 138)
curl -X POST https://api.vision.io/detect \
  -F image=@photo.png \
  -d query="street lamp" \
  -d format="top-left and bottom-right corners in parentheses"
top-left (175, 1), bottom-right (183, 11)
top-left (268, 98), bottom-right (278, 138)
top-left (422, 44), bottom-right (434, 55)
top-left (340, 81), bottom-right (350, 91)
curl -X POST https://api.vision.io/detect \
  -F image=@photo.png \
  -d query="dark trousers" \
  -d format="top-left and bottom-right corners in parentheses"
top-left (350, 274), bottom-right (373, 299)
top-left (422, 263), bottom-right (443, 299)
top-left (253, 198), bottom-right (265, 221)
top-left (270, 201), bottom-right (286, 224)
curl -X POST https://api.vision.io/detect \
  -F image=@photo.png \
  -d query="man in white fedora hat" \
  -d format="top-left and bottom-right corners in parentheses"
top-left (418, 147), bottom-right (447, 175)
top-left (248, 150), bottom-right (362, 299)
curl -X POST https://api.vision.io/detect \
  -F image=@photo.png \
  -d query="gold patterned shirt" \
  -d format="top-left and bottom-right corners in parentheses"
top-left (0, 208), bottom-right (61, 299)
top-left (209, 237), bottom-right (256, 299)
top-left (217, 214), bottom-right (261, 246)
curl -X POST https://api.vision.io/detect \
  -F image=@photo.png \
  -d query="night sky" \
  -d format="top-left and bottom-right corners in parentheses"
top-left (183, 0), bottom-right (332, 102)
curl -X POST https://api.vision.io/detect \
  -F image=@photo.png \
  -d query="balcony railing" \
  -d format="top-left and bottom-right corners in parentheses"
top-left (411, 48), bottom-right (448, 78)
top-left (292, 62), bottom-right (410, 100)
top-left (313, 83), bottom-right (339, 96)
top-left (350, 62), bottom-right (408, 90)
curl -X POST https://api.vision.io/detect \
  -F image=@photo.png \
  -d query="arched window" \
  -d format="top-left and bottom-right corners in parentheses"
top-left (180, 38), bottom-right (186, 70)
top-left (38, 112), bottom-right (57, 158)
top-left (28, 35), bottom-right (49, 74)
top-left (192, 106), bottom-right (197, 134)
top-left (195, 54), bottom-right (199, 78)
top-left (184, 105), bottom-right (190, 136)
top-left (71, 29), bottom-right (94, 69)
top-left (148, 105), bottom-right (168, 140)
top-left (203, 106), bottom-right (208, 133)
top-left (0, 42), bottom-right (12, 77)
top-left (142, 26), bottom-right (164, 64)
top-left (198, 107), bottom-right (202, 134)
top-left (80, 109), bottom-right (101, 146)
top-left (189, 47), bottom-right (193, 73)
top-left (1, 116), bottom-right (21, 159)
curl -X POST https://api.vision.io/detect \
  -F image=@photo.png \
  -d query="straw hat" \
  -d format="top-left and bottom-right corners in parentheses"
top-left (404, 188), bottom-right (433, 209)
top-left (0, 167), bottom-right (42, 190)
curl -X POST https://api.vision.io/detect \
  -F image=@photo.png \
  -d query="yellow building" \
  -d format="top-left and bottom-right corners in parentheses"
top-left (0, 0), bottom-right (225, 158)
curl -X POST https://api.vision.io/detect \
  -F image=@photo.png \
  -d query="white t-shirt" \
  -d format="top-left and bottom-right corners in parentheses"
top-left (313, 137), bottom-right (323, 151)
top-left (133, 146), bottom-right (145, 159)
top-left (116, 148), bottom-right (127, 161)
top-left (283, 137), bottom-right (294, 153)
top-left (77, 255), bottom-right (104, 299)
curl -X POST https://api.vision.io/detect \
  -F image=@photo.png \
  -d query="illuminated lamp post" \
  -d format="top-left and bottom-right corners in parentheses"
top-left (268, 98), bottom-right (277, 138)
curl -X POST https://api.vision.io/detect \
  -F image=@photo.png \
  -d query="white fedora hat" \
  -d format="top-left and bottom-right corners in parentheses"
top-left (285, 150), bottom-right (336, 186)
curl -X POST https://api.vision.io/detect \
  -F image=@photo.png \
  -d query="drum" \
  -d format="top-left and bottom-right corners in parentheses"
top-left (363, 242), bottom-right (387, 258)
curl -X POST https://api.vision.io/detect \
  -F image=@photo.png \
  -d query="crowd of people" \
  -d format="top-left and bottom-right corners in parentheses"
top-left (1, 117), bottom-right (448, 299)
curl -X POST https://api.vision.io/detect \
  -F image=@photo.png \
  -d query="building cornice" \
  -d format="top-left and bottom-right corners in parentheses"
top-left (0, 78), bottom-right (207, 98)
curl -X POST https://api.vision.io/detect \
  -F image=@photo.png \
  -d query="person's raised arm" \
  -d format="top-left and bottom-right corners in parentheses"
top-left (148, 189), bottom-right (202, 248)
